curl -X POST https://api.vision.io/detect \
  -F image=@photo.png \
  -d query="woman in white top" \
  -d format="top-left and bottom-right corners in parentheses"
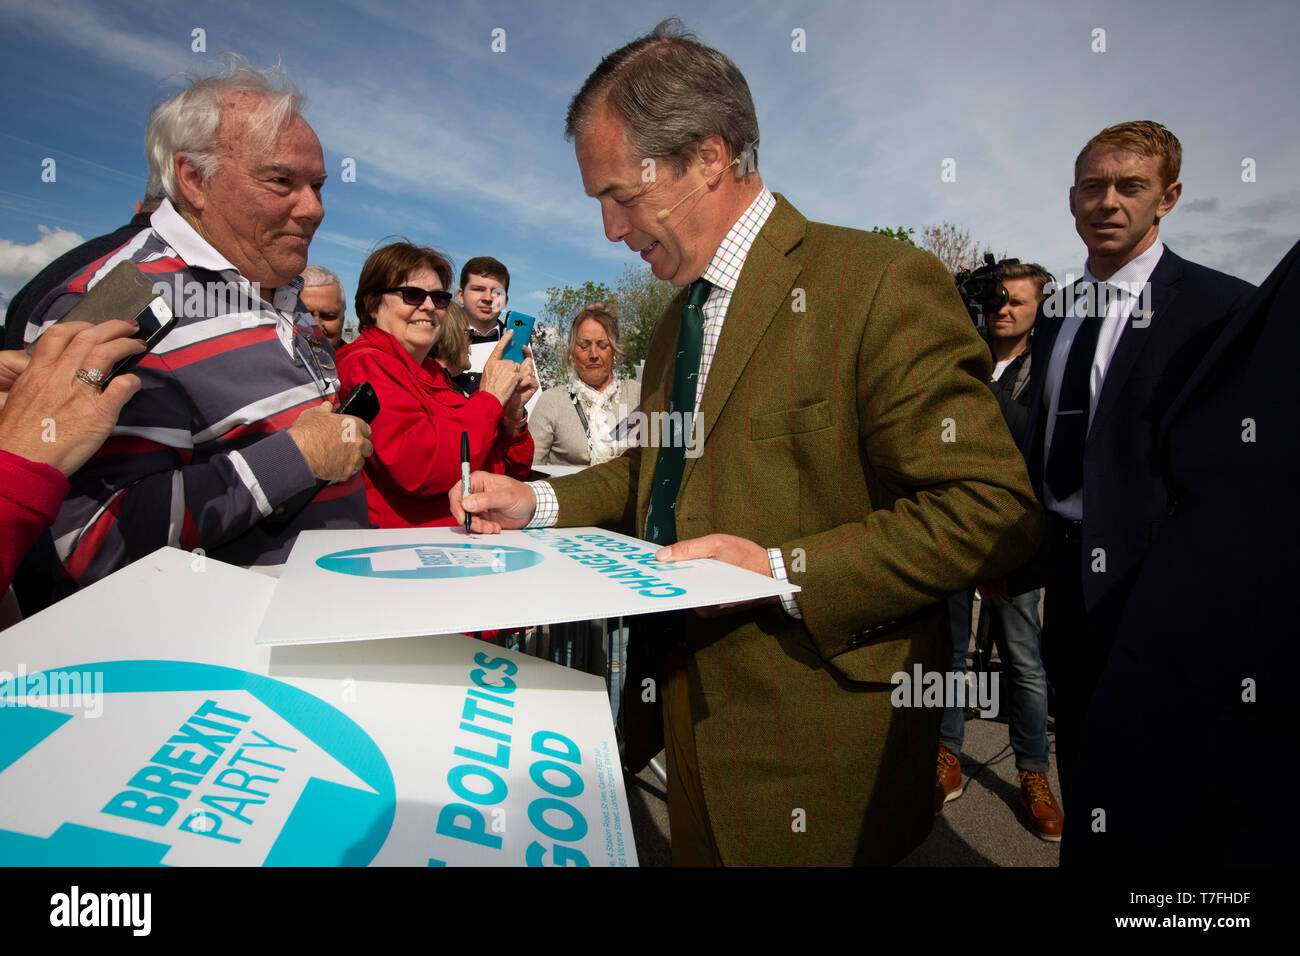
top-left (531, 301), bottom-right (640, 467)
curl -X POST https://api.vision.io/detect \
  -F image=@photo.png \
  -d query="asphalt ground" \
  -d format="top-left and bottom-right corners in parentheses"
top-left (902, 711), bottom-right (1061, 866)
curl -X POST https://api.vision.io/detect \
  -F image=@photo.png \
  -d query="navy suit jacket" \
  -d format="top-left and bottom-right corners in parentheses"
top-left (1063, 240), bottom-right (1295, 865)
top-left (1020, 245), bottom-right (1253, 635)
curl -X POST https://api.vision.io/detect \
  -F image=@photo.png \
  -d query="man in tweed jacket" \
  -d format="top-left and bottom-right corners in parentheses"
top-left (456, 21), bottom-right (1041, 865)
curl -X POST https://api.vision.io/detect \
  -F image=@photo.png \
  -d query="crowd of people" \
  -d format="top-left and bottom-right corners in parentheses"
top-left (1, 20), bottom-right (1291, 867)
top-left (336, 243), bottom-right (536, 529)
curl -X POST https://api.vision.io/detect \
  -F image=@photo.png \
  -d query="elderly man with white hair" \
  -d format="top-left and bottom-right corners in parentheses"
top-left (300, 264), bottom-right (346, 350)
top-left (24, 54), bottom-right (371, 591)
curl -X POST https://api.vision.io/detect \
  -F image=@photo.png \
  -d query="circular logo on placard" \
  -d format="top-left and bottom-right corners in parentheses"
top-left (316, 542), bottom-right (543, 579)
top-left (0, 661), bottom-right (395, 866)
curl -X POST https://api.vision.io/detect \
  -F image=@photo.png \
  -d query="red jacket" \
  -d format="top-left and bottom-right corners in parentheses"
top-left (336, 327), bottom-right (533, 528)
top-left (1, 449), bottom-right (68, 596)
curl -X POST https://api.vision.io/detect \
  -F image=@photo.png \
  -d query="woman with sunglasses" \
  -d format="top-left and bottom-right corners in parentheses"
top-left (336, 241), bottom-right (536, 528)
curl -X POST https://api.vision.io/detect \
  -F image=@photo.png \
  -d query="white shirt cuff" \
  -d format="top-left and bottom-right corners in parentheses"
top-left (525, 481), bottom-right (558, 528)
top-left (768, 547), bottom-right (803, 620)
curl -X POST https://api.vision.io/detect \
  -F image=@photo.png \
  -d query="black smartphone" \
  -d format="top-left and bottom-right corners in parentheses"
top-left (261, 381), bottom-right (381, 533)
top-left (102, 295), bottom-right (177, 387)
top-left (337, 381), bottom-right (379, 424)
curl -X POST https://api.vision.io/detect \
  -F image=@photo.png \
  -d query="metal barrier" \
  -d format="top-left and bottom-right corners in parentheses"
top-left (515, 618), bottom-right (627, 720)
top-left (510, 618), bottom-right (667, 785)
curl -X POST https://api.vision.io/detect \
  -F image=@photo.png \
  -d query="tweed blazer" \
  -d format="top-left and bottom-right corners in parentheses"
top-left (550, 195), bottom-right (1041, 864)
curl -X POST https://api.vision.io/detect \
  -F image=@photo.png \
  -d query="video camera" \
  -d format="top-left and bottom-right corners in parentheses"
top-left (954, 254), bottom-right (1021, 336)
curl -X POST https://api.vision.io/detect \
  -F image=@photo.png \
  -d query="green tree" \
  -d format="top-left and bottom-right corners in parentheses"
top-left (610, 263), bottom-right (679, 375)
top-left (871, 225), bottom-right (917, 246)
top-left (535, 267), bottom-right (678, 386)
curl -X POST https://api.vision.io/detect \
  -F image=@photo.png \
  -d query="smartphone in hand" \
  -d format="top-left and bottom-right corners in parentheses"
top-left (499, 311), bottom-right (536, 364)
top-left (41, 261), bottom-right (177, 377)
top-left (261, 381), bottom-right (381, 533)
top-left (103, 296), bottom-right (176, 386)
top-left (337, 381), bottom-right (379, 423)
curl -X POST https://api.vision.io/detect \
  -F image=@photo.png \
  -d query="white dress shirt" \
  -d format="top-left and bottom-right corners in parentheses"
top-left (1042, 240), bottom-right (1165, 519)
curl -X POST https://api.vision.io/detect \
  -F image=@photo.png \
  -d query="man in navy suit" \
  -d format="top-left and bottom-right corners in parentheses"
top-left (1063, 239), bottom-right (1296, 865)
top-left (1020, 121), bottom-right (1253, 808)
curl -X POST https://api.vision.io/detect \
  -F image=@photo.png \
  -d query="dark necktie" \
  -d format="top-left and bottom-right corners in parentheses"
top-left (1046, 282), bottom-right (1108, 501)
top-left (645, 277), bottom-right (712, 545)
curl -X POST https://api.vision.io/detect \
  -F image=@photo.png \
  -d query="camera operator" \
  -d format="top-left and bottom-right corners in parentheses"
top-left (937, 261), bottom-right (1064, 841)
top-left (986, 263), bottom-right (1051, 443)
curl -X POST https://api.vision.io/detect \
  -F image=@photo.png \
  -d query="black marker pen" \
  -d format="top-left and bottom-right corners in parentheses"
top-left (461, 431), bottom-right (472, 535)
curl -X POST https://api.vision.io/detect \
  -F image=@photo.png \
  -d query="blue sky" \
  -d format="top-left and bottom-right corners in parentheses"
top-left (2, 0), bottom-right (1297, 325)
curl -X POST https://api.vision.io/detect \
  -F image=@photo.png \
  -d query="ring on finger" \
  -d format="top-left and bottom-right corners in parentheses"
top-left (75, 367), bottom-right (106, 389)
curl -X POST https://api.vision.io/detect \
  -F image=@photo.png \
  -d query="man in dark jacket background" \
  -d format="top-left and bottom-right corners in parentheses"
top-left (937, 262), bottom-right (1063, 842)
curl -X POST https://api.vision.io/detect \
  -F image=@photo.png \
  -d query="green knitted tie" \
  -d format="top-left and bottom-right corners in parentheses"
top-left (645, 277), bottom-right (712, 546)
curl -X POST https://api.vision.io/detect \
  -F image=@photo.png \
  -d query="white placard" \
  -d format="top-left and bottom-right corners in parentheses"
top-left (254, 526), bottom-right (798, 647)
top-left (468, 340), bottom-right (540, 416)
top-left (529, 464), bottom-right (588, 479)
top-left (467, 340), bottom-right (496, 374)
top-left (0, 548), bottom-right (635, 867)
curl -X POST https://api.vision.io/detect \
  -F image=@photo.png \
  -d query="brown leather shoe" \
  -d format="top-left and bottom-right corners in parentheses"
top-left (1019, 770), bottom-right (1063, 841)
top-left (935, 745), bottom-right (964, 813)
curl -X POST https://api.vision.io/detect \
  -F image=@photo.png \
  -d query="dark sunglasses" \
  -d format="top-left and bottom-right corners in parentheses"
top-left (383, 286), bottom-right (452, 308)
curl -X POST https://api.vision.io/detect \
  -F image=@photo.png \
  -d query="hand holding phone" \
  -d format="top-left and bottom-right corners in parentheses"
top-left (40, 260), bottom-right (177, 384)
top-left (480, 332), bottom-right (524, 408)
top-left (0, 320), bottom-right (146, 476)
top-left (265, 382), bottom-right (380, 532)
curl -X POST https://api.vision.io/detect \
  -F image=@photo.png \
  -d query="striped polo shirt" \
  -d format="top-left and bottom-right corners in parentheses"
top-left (26, 199), bottom-right (368, 590)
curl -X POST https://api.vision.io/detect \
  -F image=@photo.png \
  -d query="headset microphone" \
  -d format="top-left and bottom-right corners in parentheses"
top-left (656, 156), bottom-right (741, 223)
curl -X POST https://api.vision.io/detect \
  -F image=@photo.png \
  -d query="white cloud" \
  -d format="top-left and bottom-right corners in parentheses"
top-left (314, 230), bottom-right (380, 254)
top-left (0, 0), bottom-right (192, 80)
top-left (0, 225), bottom-right (85, 284)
